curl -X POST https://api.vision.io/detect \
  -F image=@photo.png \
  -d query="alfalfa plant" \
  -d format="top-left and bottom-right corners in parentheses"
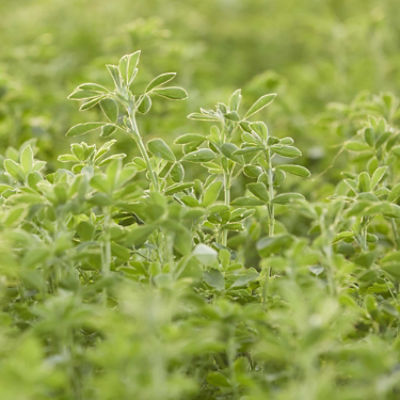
top-left (67, 50), bottom-right (188, 193)
top-left (182, 90), bottom-right (310, 250)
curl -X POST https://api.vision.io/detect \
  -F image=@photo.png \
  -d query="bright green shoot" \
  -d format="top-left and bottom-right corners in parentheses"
top-left (67, 51), bottom-right (188, 192)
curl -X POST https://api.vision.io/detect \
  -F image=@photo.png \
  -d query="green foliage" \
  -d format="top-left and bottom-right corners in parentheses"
top-left (2, 2), bottom-right (400, 399)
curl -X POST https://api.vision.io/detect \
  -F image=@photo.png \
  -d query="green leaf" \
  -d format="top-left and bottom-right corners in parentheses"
top-left (234, 146), bottom-right (264, 155)
top-left (271, 144), bottom-right (302, 158)
top-left (118, 50), bottom-right (140, 85)
top-left (203, 181), bottom-right (223, 206)
top-left (172, 224), bottom-right (192, 255)
top-left (391, 145), bottom-right (400, 157)
top-left (207, 371), bottom-right (230, 387)
top-left (358, 172), bottom-right (370, 192)
top-left (276, 164), bottom-right (310, 177)
top-left (376, 131), bottom-right (391, 148)
top-left (230, 268), bottom-right (259, 288)
top-left (147, 138), bottom-right (176, 161)
top-left (68, 82), bottom-right (107, 100)
top-left (193, 243), bottom-right (218, 265)
top-left (100, 124), bottom-right (117, 138)
top-left (229, 89), bottom-right (242, 111)
top-left (231, 196), bottom-right (264, 206)
top-left (66, 122), bottom-right (104, 137)
top-left (57, 154), bottom-right (78, 163)
top-left (333, 231), bottom-right (355, 243)
top-left (364, 127), bottom-right (375, 146)
top-left (225, 111), bottom-right (240, 121)
top-left (174, 133), bottom-right (206, 146)
top-left (181, 195), bottom-right (200, 207)
top-left (388, 183), bottom-right (400, 202)
top-left (382, 251), bottom-right (400, 265)
top-left (146, 72), bottom-right (176, 92)
top-left (250, 121), bottom-right (268, 141)
top-left (243, 165), bottom-right (262, 178)
top-left (183, 148), bottom-right (216, 162)
top-left (366, 202), bottom-right (400, 218)
top-left (170, 163), bottom-right (185, 182)
top-left (106, 64), bottom-right (122, 89)
top-left (241, 131), bottom-right (261, 145)
top-left (91, 174), bottom-right (109, 193)
top-left (272, 192), bottom-right (305, 204)
top-left (111, 242), bottom-right (130, 262)
top-left (4, 207), bottom-right (27, 227)
top-left (22, 247), bottom-right (50, 268)
top-left (187, 112), bottom-right (220, 122)
top-left (165, 182), bottom-right (193, 195)
top-left (153, 86), bottom-right (188, 100)
top-left (203, 269), bottom-right (225, 290)
top-left (79, 95), bottom-right (105, 111)
top-left (247, 182), bottom-right (269, 202)
top-left (381, 252), bottom-right (400, 279)
top-left (344, 141), bottom-right (370, 152)
top-left (105, 159), bottom-right (121, 189)
top-left (221, 143), bottom-right (242, 163)
top-left (371, 166), bottom-right (387, 189)
top-left (125, 225), bottom-right (156, 247)
top-left (100, 98), bottom-right (119, 122)
top-left (245, 93), bottom-right (277, 117)
top-left (20, 145), bottom-right (34, 173)
top-left (257, 234), bottom-right (293, 257)
top-left (4, 159), bottom-right (24, 180)
top-left (137, 94), bottom-right (152, 114)
top-left (77, 221), bottom-right (95, 241)
top-left (98, 153), bottom-right (126, 166)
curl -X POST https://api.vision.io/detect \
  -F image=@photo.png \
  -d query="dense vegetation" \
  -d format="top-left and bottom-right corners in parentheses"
top-left (1, 1), bottom-right (400, 399)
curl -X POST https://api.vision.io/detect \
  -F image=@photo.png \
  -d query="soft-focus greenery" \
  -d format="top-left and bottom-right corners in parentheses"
top-left (1, 1), bottom-right (400, 399)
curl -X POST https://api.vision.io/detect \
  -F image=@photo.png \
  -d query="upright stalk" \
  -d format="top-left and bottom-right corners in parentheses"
top-left (222, 167), bottom-right (231, 246)
top-left (266, 147), bottom-right (275, 236)
top-left (129, 110), bottom-right (159, 192)
top-left (391, 218), bottom-right (400, 249)
top-left (221, 123), bottom-right (232, 246)
top-left (357, 216), bottom-right (370, 251)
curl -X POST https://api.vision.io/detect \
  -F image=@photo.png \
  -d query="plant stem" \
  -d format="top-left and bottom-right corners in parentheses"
top-left (391, 218), bottom-right (400, 249)
top-left (266, 148), bottom-right (275, 236)
top-left (222, 167), bottom-right (231, 246)
top-left (358, 216), bottom-right (369, 251)
top-left (129, 113), bottom-right (159, 191)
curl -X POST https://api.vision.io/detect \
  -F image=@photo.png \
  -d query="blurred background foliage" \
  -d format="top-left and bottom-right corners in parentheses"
top-left (1, 0), bottom-right (400, 171)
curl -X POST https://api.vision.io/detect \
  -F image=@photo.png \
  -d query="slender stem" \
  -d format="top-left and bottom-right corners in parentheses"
top-left (358, 216), bottom-right (369, 251)
top-left (129, 113), bottom-right (159, 191)
top-left (222, 168), bottom-right (231, 246)
top-left (391, 218), bottom-right (400, 249)
top-left (266, 148), bottom-right (275, 236)
top-left (223, 169), bottom-right (231, 206)
top-left (320, 212), bottom-right (336, 295)
top-left (221, 121), bottom-right (232, 247)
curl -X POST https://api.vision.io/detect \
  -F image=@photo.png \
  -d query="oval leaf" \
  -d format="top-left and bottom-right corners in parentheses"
top-left (147, 138), bottom-right (176, 161)
top-left (66, 122), bottom-right (104, 137)
top-left (146, 72), bottom-right (176, 92)
top-left (183, 149), bottom-right (216, 162)
top-left (276, 164), bottom-right (310, 177)
top-left (257, 234), bottom-right (293, 257)
top-left (247, 182), bottom-right (269, 202)
top-left (271, 144), bottom-right (302, 158)
top-left (245, 93), bottom-right (277, 118)
top-left (153, 86), bottom-right (188, 100)
top-left (272, 192), bottom-right (305, 204)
